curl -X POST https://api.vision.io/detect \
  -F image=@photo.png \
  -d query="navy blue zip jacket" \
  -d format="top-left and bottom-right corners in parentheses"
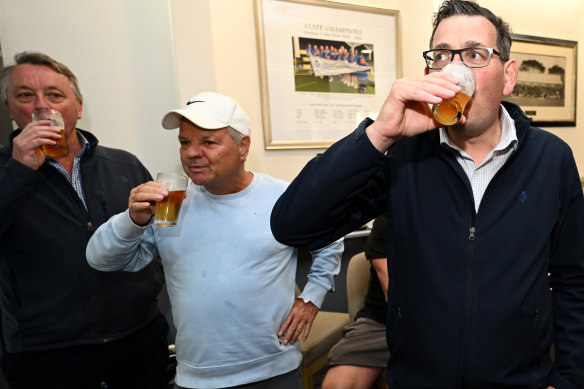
top-left (271, 102), bottom-right (584, 389)
top-left (0, 129), bottom-right (164, 352)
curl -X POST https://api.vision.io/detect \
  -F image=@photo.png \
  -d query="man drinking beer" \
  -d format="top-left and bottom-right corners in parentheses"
top-left (86, 91), bottom-right (344, 389)
top-left (0, 51), bottom-right (169, 388)
top-left (270, 1), bottom-right (584, 388)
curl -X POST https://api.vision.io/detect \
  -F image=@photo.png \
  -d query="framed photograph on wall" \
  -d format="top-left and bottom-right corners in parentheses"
top-left (254, 0), bottom-right (400, 149)
top-left (503, 34), bottom-right (577, 127)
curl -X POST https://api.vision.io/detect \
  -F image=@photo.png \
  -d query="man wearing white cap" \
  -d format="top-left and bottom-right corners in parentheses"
top-left (86, 91), bottom-right (344, 389)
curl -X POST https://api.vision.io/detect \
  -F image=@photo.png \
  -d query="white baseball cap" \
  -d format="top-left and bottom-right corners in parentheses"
top-left (161, 91), bottom-right (250, 135)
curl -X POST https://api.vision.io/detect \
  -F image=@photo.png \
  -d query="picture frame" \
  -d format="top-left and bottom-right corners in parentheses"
top-left (254, 0), bottom-right (400, 149)
top-left (503, 34), bottom-right (577, 127)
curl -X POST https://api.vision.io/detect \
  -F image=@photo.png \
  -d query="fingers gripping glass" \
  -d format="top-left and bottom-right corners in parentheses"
top-left (423, 47), bottom-right (502, 69)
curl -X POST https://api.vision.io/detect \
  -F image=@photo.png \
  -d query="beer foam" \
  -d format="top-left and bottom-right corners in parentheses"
top-left (443, 62), bottom-right (475, 96)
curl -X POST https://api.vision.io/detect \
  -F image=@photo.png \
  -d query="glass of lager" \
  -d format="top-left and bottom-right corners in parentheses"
top-left (432, 62), bottom-right (475, 126)
top-left (32, 108), bottom-right (67, 158)
top-left (154, 172), bottom-right (189, 227)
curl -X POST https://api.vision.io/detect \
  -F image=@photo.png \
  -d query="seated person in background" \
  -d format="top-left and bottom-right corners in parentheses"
top-left (86, 91), bottom-right (344, 389)
top-left (322, 214), bottom-right (389, 389)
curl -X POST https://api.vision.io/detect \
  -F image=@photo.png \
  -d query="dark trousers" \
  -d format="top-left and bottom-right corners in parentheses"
top-left (2, 314), bottom-right (169, 389)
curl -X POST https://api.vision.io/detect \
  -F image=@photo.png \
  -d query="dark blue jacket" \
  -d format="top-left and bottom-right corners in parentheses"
top-left (271, 102), bottom-right (584, 389)
top-left (0, 129), bottom-right (164, 352)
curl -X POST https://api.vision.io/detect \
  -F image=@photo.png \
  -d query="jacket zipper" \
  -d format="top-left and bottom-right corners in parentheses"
top-left (458, 214), bottom-right (477, 387)
top-left (80, 165), bottom-right (111, 344)
top-left (434, 114), bottom-right (524, 387)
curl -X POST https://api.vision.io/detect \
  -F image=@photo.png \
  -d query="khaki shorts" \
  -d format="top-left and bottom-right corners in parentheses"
top-left (328, 317), bottom-right (389, 368)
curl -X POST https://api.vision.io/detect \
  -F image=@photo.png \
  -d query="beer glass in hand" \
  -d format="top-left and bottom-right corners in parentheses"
top-left (154, 172), bottom-right (188, 227)
top-left (432, 62), bottom-right (475, 126)
top-left (32, 108), bottom-right (67, 158)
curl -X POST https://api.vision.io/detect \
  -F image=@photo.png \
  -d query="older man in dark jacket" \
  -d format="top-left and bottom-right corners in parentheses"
top-left (0, 51), bottom-right (169, 389)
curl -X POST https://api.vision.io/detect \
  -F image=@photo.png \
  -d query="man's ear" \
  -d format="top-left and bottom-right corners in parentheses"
top-left (503, 58), bottom-right (518, 97)
top-left (239, 135), bottom-right (251, 161)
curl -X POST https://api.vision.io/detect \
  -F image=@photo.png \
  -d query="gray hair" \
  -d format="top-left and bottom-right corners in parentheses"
top-left (0, 51), bottom-right (83, 103)
top-left (228, 127), bottom-right (246, 144)
top-left (430, 0), bottom-right (511, 62)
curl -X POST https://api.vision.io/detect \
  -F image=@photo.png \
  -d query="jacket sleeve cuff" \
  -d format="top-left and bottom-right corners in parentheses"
top-left (298, 281), bottom-right (330, 309)
top-left (548, 368), bottom-right (581, 389)
top-left (4, 158), bottom-right (44, 186)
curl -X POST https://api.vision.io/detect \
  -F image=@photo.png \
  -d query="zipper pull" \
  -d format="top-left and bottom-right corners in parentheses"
top-left (88, 222), bottom-right (94, 231)
top-left (469, 226), bottom-right (475, 241)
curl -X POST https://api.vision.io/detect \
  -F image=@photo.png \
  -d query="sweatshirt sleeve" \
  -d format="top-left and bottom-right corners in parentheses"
top-left (270, 119), bottom-right (390, 251)
top-left (299, 238), bottom-right (344, 309)
top-left (86, 209), bottom-right (158, 272)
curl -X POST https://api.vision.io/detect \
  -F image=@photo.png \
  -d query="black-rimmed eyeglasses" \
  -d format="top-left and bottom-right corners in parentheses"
top-left (423, 47), bottom-right (504, 70)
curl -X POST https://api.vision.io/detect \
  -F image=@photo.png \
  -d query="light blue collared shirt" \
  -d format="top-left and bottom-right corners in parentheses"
top-left (46, 130), bottom-right (91, 210)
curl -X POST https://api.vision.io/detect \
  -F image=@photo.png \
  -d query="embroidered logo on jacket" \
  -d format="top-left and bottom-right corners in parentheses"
top-left (519, 190), bottom-right (527, 203)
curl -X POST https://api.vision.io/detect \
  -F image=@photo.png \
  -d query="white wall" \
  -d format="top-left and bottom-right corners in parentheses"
top-left (0, 0), bottom-right (182, 176)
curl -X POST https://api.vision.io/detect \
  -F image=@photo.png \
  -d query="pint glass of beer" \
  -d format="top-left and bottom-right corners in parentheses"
top-left (32, 108), bottom-right (68, 158)
top-left (432, 62), bottom-right (475, 126)
top-left (154, 172), bottom-right (189, 227)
